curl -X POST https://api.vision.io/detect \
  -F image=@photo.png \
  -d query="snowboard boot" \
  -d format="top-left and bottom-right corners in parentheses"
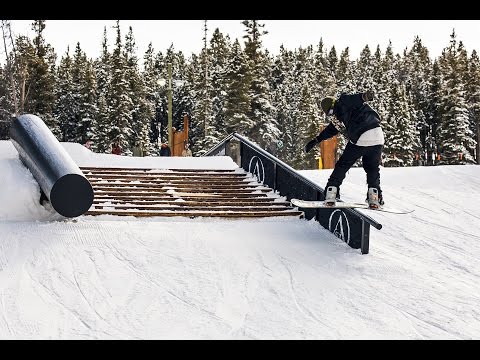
top-left (367, 187), bottom-right (384, 209)
top-left (324, 185), bottom-right (338, 207)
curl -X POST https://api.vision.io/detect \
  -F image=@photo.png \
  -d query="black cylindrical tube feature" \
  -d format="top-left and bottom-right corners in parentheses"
top-left (9, 114), bottom-right (94, 217)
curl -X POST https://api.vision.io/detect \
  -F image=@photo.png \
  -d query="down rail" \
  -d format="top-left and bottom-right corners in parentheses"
top-left (204, 133), bottom-right (382, 254)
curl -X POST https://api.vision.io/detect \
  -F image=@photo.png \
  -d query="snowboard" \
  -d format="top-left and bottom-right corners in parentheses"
top-left (290, 198), bottom-right (414, 214)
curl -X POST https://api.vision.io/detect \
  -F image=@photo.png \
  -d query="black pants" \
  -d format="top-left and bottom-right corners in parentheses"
top-left (326, 142), bottom-right (383, 195)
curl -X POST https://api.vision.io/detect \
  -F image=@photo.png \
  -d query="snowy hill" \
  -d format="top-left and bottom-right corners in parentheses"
top-left (1, 140), bottom-right (479, 339)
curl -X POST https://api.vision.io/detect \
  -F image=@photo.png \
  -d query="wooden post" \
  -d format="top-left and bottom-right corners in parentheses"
top-left (318, 124), bottom-right (337, 169)
top-left (172, 113), bottom-right (189, 156)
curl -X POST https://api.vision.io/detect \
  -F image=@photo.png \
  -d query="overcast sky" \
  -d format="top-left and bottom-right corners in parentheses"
top-left (8, 20), bottom-right (480, 62)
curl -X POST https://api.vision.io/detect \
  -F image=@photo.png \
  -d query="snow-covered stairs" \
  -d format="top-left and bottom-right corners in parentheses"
top-left (80, 166), bottom-right (303, 218)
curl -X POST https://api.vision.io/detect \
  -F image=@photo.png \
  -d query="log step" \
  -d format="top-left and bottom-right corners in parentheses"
top-left (91, 204), bottom-right (291, 211)
top-left (92, 186), bottom-right (271, 193)
top-left (88, 179), bottom-right (254, 186)
top-left (85, 209), bottom-right (303, 218)
top-left (92, 199), bottom-right (289, 206)
top-left (90, 183), bottom-right (265, 190)
top-left (85, 174), bottom-right (247, 181)
top-left (80, 166), bottom-right (241, 173)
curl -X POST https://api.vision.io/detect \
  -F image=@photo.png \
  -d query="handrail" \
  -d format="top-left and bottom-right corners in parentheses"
top-left (205, 132), bottom-right (382, 230)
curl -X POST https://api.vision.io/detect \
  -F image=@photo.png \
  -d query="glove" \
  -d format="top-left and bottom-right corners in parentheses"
top-left (304, 138), bottom-right (319, 153)
top-left (362, 90), bottom-right (374, 101)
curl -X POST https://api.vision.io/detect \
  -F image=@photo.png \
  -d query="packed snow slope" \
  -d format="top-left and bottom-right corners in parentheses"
top-left (1, 140), bottom-right (479, 339)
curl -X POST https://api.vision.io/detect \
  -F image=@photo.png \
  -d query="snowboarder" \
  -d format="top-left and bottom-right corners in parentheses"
top-left (304, 90), bottom-right (385, 209)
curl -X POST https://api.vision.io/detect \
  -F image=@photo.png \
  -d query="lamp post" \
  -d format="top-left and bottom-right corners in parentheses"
top-left (158, 63), bottom-right (185, 150)
top-left (167, 63), bottom-right (173, 149)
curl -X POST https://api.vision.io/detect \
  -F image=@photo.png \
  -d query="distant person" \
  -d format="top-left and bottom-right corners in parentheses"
top-left (84, 139), bottom-right (92, 150)
top-left (132, 141), bottom-right (144, 157)
top-left (160, 143), bottom-right (171, 156)
top-left (111, 142), bottom-right (122, 155)
top-left (304, 90), bottom-right (385, 209)
top-left (181, 141), bottom-right (192, 157)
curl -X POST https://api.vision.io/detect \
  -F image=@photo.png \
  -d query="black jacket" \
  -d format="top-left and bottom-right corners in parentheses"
top-left (160, 146), bottom-right (171, 156)
top-left (316, 92), bottom-right (381, 144)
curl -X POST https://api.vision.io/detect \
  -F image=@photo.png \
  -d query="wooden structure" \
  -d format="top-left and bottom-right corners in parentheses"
top-left (172, 113), bottom-right (189, 156)
top-left (318, 124), bottom-right (338, 169)
top-left (80, 166), bottom-right (303, 218)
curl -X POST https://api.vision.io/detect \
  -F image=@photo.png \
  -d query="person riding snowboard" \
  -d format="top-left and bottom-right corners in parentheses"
top-left (304, 90), bottom-right (385, 209)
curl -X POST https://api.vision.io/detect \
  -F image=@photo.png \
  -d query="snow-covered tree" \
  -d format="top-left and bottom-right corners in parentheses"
top-left (465, 50), bottom-right (480, 163)
top-left (383, 82), bottom-right (419, 166)
top-left (54, 47), bottom-right (76, 141)
top-left (124, 26), bottom-right (152, 155)
top-left (107, 21), bottom-right (133, 155)
top-left (436, 30), bottom-right (476, 164)
top-left (223, 39), bottom-right (251, 138)
top-left (242, 20), bottom-right (279, 149)
top-left (93, 26), bottom-right (112, 153)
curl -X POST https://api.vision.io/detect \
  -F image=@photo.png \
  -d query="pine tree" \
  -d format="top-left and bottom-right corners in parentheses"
top-left (223, 39), bottom-right (251, 138)
top-left (107, 20), bottom-right (133, 155)
top-left (0, 63), bottom-right (12, 138)
top-left (298, 80), bottom-right (320, 169)
top-left (19, 21), bottom-right (59, 136)
top-left (71, 42), bottom-right (87, 143)
top-left (242, 20), bottom-right (279, 149)
top-left (54, 47), bottom-right (76, 141)
top-left (376, 42), bottom-right (396, 131)
top-left (124, 26), bottom-right (152, 155)
top-left (188, 25), bottom-right (219, 154)
top-left (78, 59), bottom-right (98, 147)
top-left (280, 49), bottom-right (305, 167)
top-left (270, 45), bottom-right (295, 162)
top-left (336, 47), bottom-right (356, 93)
top-left (209, 28), bottom-right (231, 139)
top-left (428, 60), bottom-right (443, 164)
top-left (143, 42), bottom-right (161, 155)
top-left (355, 45), bottom-right (375, 91)
top-left (93, 27), bottom-right (112, 153)
top-left (383, 82), bottom-right (419, 166)
top-left (326, 45), bottom-right (338, 89)
top-left (436, 31), bottom-right (476, 164)
top-left (465, 50), bottom-right (480, 163)
top-left (314, 39), bottom-right (335, 95)
top-left (404, 36), bottom-right (434, 161)
top-left (294, 46), bottom-right (320, 169)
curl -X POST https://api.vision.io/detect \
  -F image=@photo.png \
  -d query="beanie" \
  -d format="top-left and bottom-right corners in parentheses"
top-left (321, 97), bottom-right (335, 114)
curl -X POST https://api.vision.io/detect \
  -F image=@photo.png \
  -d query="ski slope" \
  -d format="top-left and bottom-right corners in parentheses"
top-left (1, 140), bottom-right (479, 339)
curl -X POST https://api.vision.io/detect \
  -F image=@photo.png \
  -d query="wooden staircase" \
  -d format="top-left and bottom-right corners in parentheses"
top-left (80, 166), bottom-right (303, 218)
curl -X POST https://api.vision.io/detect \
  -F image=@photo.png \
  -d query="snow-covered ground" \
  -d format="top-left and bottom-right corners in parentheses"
top-left (1, 140), bottom-right (479, 339)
